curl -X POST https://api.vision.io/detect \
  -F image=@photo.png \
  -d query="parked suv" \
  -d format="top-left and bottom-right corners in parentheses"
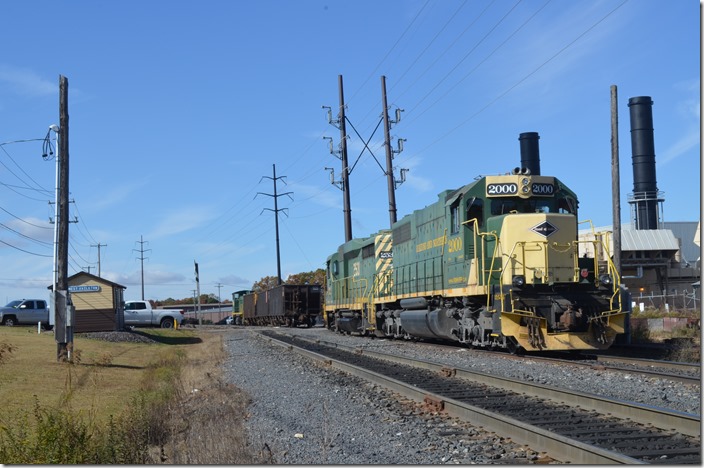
top-left (0, 299), bottom-right (50, 327)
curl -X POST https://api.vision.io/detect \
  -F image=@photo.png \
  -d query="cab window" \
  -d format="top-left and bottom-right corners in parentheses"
top-left (491, 199), bottom-right (518, 215)
top-left (450, 203), bottom-right (460, 234)
top-left (557, 197), bottom-right (577, 214)
top-left (466, 197), bottom-right (483, 228)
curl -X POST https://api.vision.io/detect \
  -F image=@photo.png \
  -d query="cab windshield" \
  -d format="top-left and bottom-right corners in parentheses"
top-left (490, 197), bottom-right (576, 216)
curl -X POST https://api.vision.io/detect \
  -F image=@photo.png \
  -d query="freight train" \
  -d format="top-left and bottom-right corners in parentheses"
top-left (323, 132), bottom-right (630, 353)
top-left (232, 284), bottom-right (322, 327)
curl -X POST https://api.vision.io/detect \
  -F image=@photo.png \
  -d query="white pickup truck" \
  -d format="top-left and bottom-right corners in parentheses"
top-left (124, 301), bottom-right (184, 328)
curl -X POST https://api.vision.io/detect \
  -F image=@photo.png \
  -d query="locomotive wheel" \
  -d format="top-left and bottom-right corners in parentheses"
top-left (506, 337), bottom-right (524, 355)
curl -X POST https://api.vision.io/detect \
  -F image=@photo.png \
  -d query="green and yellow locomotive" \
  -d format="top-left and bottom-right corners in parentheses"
top-left (324, 133), bottom-right (628, 353)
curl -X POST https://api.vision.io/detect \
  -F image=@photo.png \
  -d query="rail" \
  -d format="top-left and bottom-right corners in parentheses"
top-left (260, 331), bottom-right (700, 463)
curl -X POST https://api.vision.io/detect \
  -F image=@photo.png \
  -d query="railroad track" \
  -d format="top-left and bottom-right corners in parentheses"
top-left (482, 350), bottom-right (701, 386)
top-left (258, 330), bottom-right (701, 464)
top-left (360, 335), bottom-right (700, 385)
top-left (590, 355), bottom-right (701, 385)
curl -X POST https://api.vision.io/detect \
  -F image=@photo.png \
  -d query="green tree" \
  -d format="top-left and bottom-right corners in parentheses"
top-left (286, 269), bottom-right (325, 286)
top-left (251, 269), bottom-right (325, 292)
top-left (251, 275), bottom-right (281, 292)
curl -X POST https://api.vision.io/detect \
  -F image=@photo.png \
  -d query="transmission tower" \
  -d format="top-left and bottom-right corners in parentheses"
top-left (256, 164), bottom-right (293, 285)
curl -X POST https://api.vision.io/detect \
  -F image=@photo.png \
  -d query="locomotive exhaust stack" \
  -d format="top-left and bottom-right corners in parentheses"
top-left (628, 96), bottom-right (663, 230)
top-left (518, 132), bottom-right (541, 176)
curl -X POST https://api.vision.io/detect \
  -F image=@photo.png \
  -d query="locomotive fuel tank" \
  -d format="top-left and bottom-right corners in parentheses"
top-left (399, 309), bottom-right (459, 341)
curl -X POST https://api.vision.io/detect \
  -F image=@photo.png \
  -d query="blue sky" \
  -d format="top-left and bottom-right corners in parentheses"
top-left (0, 0), bottom-right (699, 303)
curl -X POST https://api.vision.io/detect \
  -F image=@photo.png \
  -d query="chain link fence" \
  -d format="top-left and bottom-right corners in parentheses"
top-left (632, 290), bottom-right (700, 314)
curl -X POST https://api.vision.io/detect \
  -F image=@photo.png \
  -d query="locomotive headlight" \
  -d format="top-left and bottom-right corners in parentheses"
top-left (512, 275), bottom-right (525, 288)
top-left (521, 177), bottom-right (530, 186)
top-left (521, 186), bottom-right (530, 194)
top-left (598, 274), bottom-right (612, 286)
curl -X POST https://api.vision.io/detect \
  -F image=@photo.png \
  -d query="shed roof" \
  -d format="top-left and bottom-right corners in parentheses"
top-left (67, 271), bottom-right (127, 289)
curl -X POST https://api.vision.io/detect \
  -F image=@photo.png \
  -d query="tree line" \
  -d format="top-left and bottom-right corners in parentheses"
top-left (155, 268), bottom-right (325, 306)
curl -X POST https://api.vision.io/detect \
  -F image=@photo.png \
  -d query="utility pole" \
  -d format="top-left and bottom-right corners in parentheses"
top-left (381, 75), bottom-right (407, 227)
top-left (215, 282), bottom-right (223, 304)
top-left (133, 236), bottom-right (150, 300)
top-left (322, 75), bottom-right (353, 242)
top-left (610, 85), bottom-right (622, 275)
top-left (256, 164), bottom-right (293, 285)
top-left (91, 242), bottom-right (107, 277)
top-left (338, 75), bottom-right (352, 242)
top-left (190, 289), bottom-right (198, 325)
top-left (194, 261), bottom-right (201, 325)
top-left (54, 75), bottom-right (73, 362)
top-left (325, 75), bottom-right (407, 237)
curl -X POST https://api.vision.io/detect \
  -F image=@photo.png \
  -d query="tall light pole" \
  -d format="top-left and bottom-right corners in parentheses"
top-left (48, 124), bottom-right (60, 322)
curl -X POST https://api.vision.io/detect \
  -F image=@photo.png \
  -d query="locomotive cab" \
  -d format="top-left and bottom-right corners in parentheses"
top-left (477, 173), bottom-right (627, 350)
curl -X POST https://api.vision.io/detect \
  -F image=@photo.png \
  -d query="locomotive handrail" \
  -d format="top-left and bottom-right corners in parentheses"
top-left (330, 275), bottom-right (369, 308)
top-left (578, 219), bottom-right (597, 233)
top-left (594, 231), bottom-right (622, 313)
top-left (462, 218), bottom-right (482, 288)
top-left (574, 230), bottom-right (623, 315)
top-left (477, 229), bottom-right (501, 308)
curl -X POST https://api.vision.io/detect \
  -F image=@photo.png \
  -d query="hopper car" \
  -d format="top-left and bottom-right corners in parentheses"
top-left (233, 284), bottom-right (322, 327)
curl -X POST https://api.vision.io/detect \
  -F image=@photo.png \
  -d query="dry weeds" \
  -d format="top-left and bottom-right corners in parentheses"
top-left (155, 330), bottom-right (267, 464)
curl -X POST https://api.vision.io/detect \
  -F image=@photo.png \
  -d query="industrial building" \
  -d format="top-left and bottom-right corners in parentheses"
top-left (578, 96), bottom-right (700, 313)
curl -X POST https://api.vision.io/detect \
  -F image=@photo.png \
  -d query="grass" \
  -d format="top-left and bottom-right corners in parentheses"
top-left (0, 327), bottom-right (172, 423)
top-left (0, 326), bottom-right (263, 464)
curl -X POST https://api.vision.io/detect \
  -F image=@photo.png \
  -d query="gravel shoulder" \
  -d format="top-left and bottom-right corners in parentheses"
top-left (221, 326), bottom-right (700, 464)
top-left (223, 328), bottom-right (551, 464)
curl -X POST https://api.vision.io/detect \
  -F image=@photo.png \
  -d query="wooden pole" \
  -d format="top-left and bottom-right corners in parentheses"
top-left (338, 75), bottom-right (352, 242)
top-left (610, 85), bottom-right (622, 275)
top-left (55, 75), bottom-right (72, 361)
top-left (381, 75), bottom-right (397, 227)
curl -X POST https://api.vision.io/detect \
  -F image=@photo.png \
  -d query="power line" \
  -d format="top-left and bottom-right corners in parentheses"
top-left (0, 239), bottom-right (52, 257)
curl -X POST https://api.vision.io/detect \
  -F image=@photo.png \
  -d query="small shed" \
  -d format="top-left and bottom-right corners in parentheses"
top-left (66, 272), bottom-right (126, 333)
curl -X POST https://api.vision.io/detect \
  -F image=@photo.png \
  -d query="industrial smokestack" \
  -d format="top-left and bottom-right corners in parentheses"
top-left (628, 96), bottom-right (660, 230)
top-left (518, 132), bottom-right (541, 176)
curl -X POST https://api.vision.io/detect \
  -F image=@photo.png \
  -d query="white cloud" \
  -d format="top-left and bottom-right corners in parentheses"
top-left (147, 205), bottom-right (219, 239)
top-left (84, 179), bottom-right (150, 211)
top-left (0, 65), bottom-right (55, 97)
top-left (659, 128), bottom-right (699, 166)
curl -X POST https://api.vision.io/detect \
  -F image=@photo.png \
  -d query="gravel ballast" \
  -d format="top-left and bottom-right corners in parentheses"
top-left (222, 327), bottom-right (700, 464)
top-left (223, 329), bottom-right (548, 464)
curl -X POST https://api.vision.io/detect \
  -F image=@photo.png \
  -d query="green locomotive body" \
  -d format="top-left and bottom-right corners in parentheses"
top-left (324, 135), bottom-right (628, 353)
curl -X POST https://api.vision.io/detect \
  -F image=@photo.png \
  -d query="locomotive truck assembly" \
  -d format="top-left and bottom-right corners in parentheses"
top-left (324, 132), bottom-right (630, 353)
